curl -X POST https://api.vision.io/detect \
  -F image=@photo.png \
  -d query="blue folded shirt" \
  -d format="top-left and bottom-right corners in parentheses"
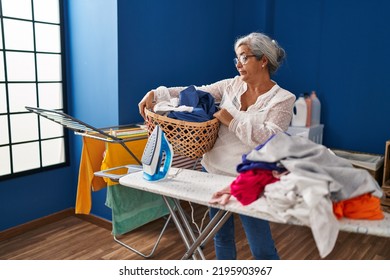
top-left (168, 85), bottom-right (216, 122)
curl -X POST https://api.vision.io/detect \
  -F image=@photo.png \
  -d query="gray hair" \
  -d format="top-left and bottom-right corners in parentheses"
top-left (234, 32), bottom-right (286, 75)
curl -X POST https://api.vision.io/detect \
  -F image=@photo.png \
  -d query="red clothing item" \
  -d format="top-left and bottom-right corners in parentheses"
top-left (230, 169), bottom-right (279, 206)
top-left (333, 193), bottom-right (384, 220)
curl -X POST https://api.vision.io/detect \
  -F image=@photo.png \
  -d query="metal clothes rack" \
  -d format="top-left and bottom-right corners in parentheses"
top-left (25, 106), bottom-right (170, 258)
top-left (25, 106), bottom-right (146, 165)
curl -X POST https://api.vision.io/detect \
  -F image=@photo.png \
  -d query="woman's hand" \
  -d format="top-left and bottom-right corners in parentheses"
top-left (213, 108), bottom-right (233, 127)
top-left (138, 90), bottom-right (155, 119)
top-left (209, 185), bottom-right (231, 205)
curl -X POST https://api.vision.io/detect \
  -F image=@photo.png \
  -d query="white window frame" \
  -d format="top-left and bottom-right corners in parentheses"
top-left (0, 0), bottom-right (68, 180)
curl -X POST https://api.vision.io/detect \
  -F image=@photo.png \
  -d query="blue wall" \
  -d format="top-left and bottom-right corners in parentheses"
top-left (233, 0), bottom-right (274, 36)
top-left (320, 0), bottom-right (390, 153)
top-left (272, 0), bottom-right (390, 154)
top-left (0, 167), bottom-right (75, 231)
top-left (0, 0), bottom-right (119, 231)
top-left (66, 0), bottom-right (118, 220)
top-left (2, 0), bottom-right (390, 231)
top-left (118, 0), bottom-right (236, 124)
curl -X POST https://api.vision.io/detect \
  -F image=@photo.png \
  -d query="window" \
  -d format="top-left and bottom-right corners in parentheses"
top-left (0, 0), bottom-right (67, 180)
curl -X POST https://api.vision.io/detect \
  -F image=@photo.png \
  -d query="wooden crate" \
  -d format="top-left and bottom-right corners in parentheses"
top-left (383, 141), bottom-right (390, 185)
top-left (333, 148), bottom-right (384, 185)
top-left (354, 164), bottom-right (383, 185)
top-left (382, 141), bottom-right (390, 209)
top-left (382, 186), bottom-right (390, 207)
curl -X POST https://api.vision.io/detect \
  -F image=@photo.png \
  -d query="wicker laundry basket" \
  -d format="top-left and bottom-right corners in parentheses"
top-left (144, 109), bottom-right (220, 159)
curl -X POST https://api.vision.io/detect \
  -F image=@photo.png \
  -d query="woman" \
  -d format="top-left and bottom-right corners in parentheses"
top-left (138, 32), bottom-right (296, 259)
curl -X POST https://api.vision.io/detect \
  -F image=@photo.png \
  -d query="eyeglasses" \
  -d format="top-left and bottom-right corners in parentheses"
top-left (233, 54), bottom-right (258, 66)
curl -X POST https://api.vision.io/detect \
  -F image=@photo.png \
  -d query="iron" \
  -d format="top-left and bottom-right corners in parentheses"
top-left (141, 125), bottom-right (173, 181)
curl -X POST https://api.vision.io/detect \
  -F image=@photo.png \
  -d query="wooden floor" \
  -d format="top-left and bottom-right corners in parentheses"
top-left (1, 203), bottom-right (390, 260)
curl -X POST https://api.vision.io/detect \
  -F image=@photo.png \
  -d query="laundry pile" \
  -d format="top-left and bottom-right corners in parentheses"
top-left (229, 133), bottom-right (384, 257)
top-left (153, 85), bottom-right (217, 122)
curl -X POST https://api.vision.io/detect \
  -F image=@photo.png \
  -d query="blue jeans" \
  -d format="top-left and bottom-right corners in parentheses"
top-left (209, 206), bottom-right (280, 260)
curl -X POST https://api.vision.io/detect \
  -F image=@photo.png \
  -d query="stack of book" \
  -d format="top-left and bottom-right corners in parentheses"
top-left (109, 125), bottom-right (148, 139)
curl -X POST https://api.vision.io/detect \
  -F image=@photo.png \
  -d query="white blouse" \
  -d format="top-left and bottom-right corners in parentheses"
top-left (153, 75), bottom-right (296, 176)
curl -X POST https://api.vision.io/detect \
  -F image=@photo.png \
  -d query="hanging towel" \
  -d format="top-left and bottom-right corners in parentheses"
top-left (75, 137), bottom-right (147, 214)
top-left (100, 138), bottom-right (172, 235)
top-left (100, 138), bottom-right (146, 186)
top-left (75, 135), bottom-right (171, 236)
top-left (106, 184), bottom-right (173, 235)
top-left (75, 137), bottom-right (107, 214)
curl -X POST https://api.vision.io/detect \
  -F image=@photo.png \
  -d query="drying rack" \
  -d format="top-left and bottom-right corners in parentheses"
top-left (25, 106), bottom-right (147, 165)
top-left (25, 106), bottom-right (171, 258)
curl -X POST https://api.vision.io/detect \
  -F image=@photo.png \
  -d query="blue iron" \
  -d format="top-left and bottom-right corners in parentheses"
top-left (141, 125), bottom-right (173, 181)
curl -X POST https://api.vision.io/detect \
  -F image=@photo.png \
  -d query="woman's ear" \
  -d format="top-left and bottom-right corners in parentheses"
top-left (261, 56), bottom-right (268, 67)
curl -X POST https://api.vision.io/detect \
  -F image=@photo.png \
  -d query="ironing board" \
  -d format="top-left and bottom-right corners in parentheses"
top-left (119, 168), bottom-right (390, 260)
top-left (25, 106), bottom-right (171, 258)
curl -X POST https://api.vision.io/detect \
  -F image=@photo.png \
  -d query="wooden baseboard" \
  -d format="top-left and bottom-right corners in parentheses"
top-left (0, 208), bottom-right (112, 242)
top-left (0, 208), bottom-right (74, 242)
top-left (74, 213), bottom-right (112, 231)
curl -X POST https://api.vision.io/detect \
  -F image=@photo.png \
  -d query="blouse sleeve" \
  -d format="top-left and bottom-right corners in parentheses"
top-left (229, 94), bottom-right (296, 148)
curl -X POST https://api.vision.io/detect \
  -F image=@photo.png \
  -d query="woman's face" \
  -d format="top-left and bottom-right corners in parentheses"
top-left (235, 44), bottom-right (263, 82)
